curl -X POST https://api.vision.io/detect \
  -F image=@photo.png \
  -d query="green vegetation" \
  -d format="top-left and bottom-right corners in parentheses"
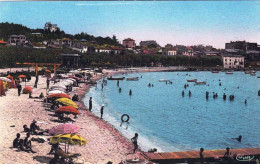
top-left (0, 22), bottom-right (120, 46)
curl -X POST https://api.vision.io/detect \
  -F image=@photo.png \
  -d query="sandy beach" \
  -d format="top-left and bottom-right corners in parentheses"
top-left (0, 66), bottom-right (184, 164)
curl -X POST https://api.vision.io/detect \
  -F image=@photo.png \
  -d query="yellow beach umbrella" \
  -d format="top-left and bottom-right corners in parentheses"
top-left (56, 98), bottom-right (78, 109)
top-left (50, 134), bottom-right (87, 146)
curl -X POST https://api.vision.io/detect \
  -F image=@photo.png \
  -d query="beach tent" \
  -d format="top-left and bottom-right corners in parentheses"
top-left (0, 80), bottom-right (6, 96)
top-left (49, 90), bottom-right (66, 94)
top-left (7, 75), bottom-right (16, 88)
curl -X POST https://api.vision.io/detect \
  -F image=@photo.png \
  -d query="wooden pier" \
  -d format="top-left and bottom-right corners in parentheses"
top-left (139, 148), bottom-right (260, 163)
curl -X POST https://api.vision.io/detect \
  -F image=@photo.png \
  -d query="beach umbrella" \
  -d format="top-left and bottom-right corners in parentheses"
top-left (18, 75), bottom-right (27, 78)
top-left (48, 90), bottom-right (66, 94)
top-left (56, 106), bottom-right (80, 115)
top-left (50, 134), bottom-right (86, 146)
top-left (47, 93), bottom-right (71, 99)
top-left (49, 123), bottom-right (80, 135)
top-left (0, 77), bottom-right (11, 82)
top-left (45, 69), bottom-right (51, 73)
top-left (23, 86), bottom-right (32, 94)
top-left (56, 98), bottom-right (78, 109)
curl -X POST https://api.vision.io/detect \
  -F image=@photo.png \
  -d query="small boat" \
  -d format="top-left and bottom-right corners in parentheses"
top-left (126, 77), bottom-right (139, 81)
top-left (250, 73), bottom-right (256, 76)
top-left (187, 79), bottom-right (197, 82)
top-left (257, 76), bottom-right (260, 78)
top-left (226, 72), bottom-right (233, 74)
top-left (107, 77), bottom-right (125, 80)
top-left (244, 71), bottom-right (251, 74)
top-left (212, 71), bottom-right (219, 73)
top-left (195, 81), bottom-right (206, 85)
top-left (159, 79), bottom-right (169, 82)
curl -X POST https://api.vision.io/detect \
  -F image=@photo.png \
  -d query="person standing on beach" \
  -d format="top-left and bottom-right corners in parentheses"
top-left (46, 78), bottom-right (50, 89)
top-left (89, 97), bottom-right (92, 111)
top-left (17, 83), bottom-right (22, 96)
top-left (131, 133), bottom-right (139, 153)
top-left (100, 105), bottom-right (104, 119)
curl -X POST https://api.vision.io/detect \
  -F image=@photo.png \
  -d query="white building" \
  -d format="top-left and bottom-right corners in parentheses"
top-left (44, 22), bottom-right (60, 32)
top-left (223, 55), bottom-right (244, 68)
top-left (162, 50), bottom-right (177, 56)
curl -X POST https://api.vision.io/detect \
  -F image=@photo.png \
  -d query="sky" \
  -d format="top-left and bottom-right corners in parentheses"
top-left (0, 1), bottom-right (259, 49)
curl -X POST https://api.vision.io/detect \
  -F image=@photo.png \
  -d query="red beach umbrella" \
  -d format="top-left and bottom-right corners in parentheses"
top-left (47, 93), bottom-right (71, 99)
top-left (56, 106), bottom-right (80, 115)
top-left (23, 86), bottom-right (32, 94)
top-left (18, 75), bottom-right (27, 78)
top-left (49, 123), bottom-right (80, 135)
top-left (45, 70), bottom-right (51, 73)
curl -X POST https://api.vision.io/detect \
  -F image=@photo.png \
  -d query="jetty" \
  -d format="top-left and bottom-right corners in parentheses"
top-left (140, 148), bottom-right (260, 163)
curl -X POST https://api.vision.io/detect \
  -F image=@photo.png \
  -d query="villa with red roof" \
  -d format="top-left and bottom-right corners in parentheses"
top-left (122, 38), bottom-right (135, 48)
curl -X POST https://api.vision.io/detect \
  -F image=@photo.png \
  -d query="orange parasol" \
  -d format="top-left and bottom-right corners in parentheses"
top-left (56, 106), bottom-right (80, 115)
top-left (23, 86), bottom-right (32, 94)
top-left (18, 75), bottom-right (27, 78)
top-left (47, 93), bottom-right (71, 99)
top-left (45, 70), bottom-right (51, 73)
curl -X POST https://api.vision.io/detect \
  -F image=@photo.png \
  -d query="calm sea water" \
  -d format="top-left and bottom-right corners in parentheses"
top-left (83, 71), bottom-right (260, 152)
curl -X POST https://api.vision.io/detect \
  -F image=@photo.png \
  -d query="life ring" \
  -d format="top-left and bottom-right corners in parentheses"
top-left (121, 114), bottom-right (130, 122)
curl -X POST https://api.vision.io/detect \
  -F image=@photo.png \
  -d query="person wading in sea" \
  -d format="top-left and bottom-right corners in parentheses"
top-left (131, 133), bottom-right (139, 153)
top-left (89, 97), bottom-right (92, 111)
top-left (100, 105), bottom-right (104, 119)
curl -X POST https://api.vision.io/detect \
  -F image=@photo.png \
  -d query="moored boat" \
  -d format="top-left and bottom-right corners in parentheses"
top-left (187, 79), bottom-right (197, 82)
top-left (107, 77), bottom-right (125, 80)
top-left (212, 71), bottom-right (219, 73)
top-left (250, 73), bottom-right (256, 76)
top-left (195, 81), bottom-right (206, 85)
top-left (159, 79), bottom-right (169, 82)
top-left (126, 77), bottom-right (139, 81)
top-left (244, 71), bottom-right (251, 74)
top-left (226, 72), bottom-right (233, 74)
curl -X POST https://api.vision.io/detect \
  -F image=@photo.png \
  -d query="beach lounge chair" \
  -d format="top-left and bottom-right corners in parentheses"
top-left (55, 148), bottom-right (80, 163)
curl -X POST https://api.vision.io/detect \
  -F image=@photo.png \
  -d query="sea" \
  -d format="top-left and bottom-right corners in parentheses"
top-left (83, 71), bottom-right (260, 152)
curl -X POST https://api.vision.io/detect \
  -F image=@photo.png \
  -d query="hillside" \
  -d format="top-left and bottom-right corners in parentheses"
top-left (0, 22), bottom-right (120, 46)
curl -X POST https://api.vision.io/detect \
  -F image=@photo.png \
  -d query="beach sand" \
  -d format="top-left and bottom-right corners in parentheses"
top-left (0, 67), bottom-right (183, 163)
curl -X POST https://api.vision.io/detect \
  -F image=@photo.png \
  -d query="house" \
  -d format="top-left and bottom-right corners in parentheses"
top-left (95, 47), bottom-right (112, 53)
top-left (225, 41), bottom-right (258, 51)
top-left (44, 22), bottom-right (60, 32)
top-left (8, 35), bottom-right (26, 46)
top-left (71, 41), bottom-right (93, 53)
top-left (222, 55), bottom-right (244, 68)
top-left (31, 43), bottom-right (46, 49)
top-left (122, 38), bottom-right (135, 48)
top-left (204, 51), bottom-right (220, 56)
top-left (31, 33), bottom-right (43, 37)
top-left (246, 50), bottom-right (260, 60)
top-left (162, 48), bottom-right (177, 56)
top-left (62, 38), bottom-right (72, 47)
top-left (182, 47), bottom-right (194, 56)
top-left (111, 47), bottom-right (124, 54)
top-left (61, 54), bottom-right (81, 67)
top-left (140, 40), bottom-right (159, 47)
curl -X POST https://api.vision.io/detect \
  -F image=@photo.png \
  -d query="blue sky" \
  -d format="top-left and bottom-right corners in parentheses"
top-left (0, 1), bottom-right (259, 48)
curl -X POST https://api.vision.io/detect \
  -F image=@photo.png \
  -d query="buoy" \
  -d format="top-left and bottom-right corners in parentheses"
top-left (121, 114), bottom-right (130, 122)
